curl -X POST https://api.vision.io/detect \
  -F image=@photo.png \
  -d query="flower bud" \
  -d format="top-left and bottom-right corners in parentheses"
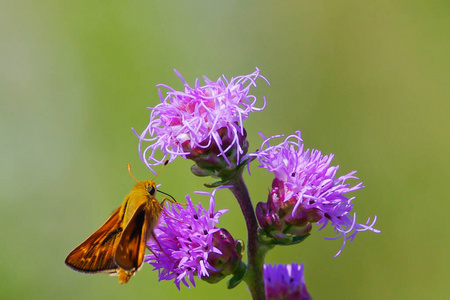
top-left (188, 126), bottom-right (249, 182)
top-left (257, 179), bottom-right (319, 246)
top-left (201, 228), bottom-right (244, 284)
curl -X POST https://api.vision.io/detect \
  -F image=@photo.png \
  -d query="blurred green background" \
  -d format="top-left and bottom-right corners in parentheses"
top-left (1, 1), bottom-right (448, 299)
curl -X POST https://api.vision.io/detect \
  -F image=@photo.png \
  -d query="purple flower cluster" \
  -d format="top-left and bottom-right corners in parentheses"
top-left (145, 187), bottom-right (232, 289)
top-left (136, 68), bottom-right (269, 171)
top-left (135, 69), bottom-right (379, 298)
top-left (253, 131), bottom-right (379, 256)
top-left (264, 263), bottom-right (312, 300)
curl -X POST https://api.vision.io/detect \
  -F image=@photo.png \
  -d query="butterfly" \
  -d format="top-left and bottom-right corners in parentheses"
top-left (65, 162), bottom-right (172, 283)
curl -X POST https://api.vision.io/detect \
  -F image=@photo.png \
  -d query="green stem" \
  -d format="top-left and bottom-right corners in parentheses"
top-left (229, 174), bottom-right (266, 300)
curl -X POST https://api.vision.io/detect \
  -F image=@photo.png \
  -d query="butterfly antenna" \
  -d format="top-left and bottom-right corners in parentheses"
top-left (127, 164), bottom-right (140, 183)
top-left (151, 160), bottom-right (169, 181)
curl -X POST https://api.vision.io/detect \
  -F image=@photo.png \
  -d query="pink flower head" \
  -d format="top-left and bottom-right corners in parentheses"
top-left (135, 68), bottom-right (269, 173)
top-left (145, 187), bottom-right (232, 289)
top-left (252, 131), bottom-right (380, 256)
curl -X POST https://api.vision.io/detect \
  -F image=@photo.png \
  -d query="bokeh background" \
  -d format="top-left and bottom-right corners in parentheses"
top-left (1, 1), bottom-right (448, 299)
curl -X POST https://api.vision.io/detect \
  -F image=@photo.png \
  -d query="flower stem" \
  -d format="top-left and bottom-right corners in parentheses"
top-left (229, 174), bottom-right (266, 300)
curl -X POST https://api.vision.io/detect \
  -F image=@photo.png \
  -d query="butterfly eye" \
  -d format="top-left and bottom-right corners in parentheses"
top-left (147, 185), bottom-right (156, 195)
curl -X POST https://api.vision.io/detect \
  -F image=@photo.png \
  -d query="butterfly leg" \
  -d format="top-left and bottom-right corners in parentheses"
top-left (160, 197), bottom-right (187, 206)
top-left (151, 231), bottom-right (176, 264)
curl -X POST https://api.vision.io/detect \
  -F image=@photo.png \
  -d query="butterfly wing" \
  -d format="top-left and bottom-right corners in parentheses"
top-left (114, 199), bottom-right (150, 272)
top-left (65, 206), bottom-right (123, 274)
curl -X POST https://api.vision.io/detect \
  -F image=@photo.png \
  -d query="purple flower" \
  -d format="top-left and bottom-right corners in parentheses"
top-left (252, 131), bottom-right (380, 256)
top-left (135, 68), bottom-right (269, 173)
top-left (145, 187), bottom-right (240, 289)
top-left (264, 263), bottom-right (312, 300)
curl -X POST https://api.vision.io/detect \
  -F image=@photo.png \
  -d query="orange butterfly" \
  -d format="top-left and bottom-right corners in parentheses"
top-left (65, 162), bottom-right (171, 283)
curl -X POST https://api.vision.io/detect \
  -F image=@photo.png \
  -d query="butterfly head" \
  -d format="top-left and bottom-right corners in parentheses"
top-left (129, 180), bottom-right (157, 197)
top-left (144, 180), bottom-right (157, 197)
